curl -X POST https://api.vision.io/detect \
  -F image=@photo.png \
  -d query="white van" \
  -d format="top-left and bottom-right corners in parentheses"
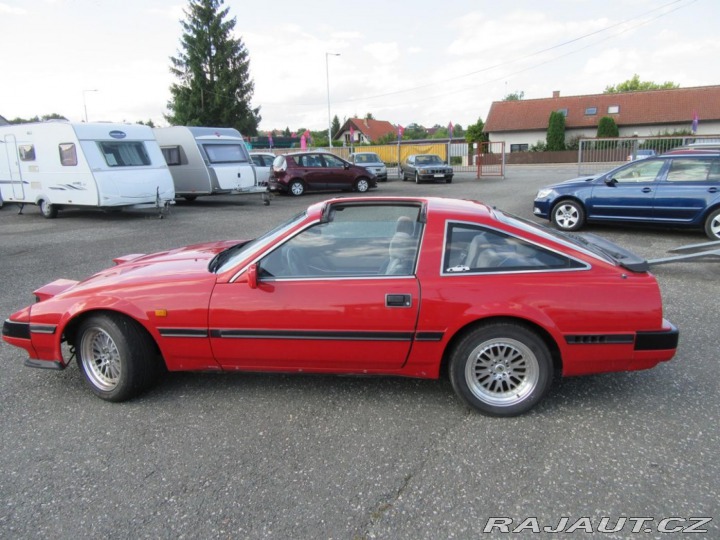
top-left (0, 121), bottom-right (175, 218)
top-left (153, 126), bottom-right (270, 204)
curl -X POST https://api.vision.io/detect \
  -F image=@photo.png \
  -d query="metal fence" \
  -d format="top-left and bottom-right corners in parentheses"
top-left (578, 135), bottom-right (720, 176)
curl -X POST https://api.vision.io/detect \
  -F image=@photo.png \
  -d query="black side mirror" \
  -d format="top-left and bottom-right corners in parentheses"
top-left (605, 177), bottom-right (618, 186)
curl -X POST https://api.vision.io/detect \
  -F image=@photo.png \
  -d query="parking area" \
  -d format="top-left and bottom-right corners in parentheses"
top-left (0, 165), bottom-right (717, 538)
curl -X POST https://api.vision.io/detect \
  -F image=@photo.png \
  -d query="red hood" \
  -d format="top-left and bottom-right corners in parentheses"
top-left (40, 240), bottom-right (245, 300)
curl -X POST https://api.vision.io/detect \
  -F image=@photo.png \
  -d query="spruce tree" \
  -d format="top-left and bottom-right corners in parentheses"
top-left (166, 0), bottom-right (260, 135)
top-left (546, 111), bottom-right (566, 151)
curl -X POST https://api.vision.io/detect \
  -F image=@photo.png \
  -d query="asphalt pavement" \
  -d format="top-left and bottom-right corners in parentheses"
top-left (0, 165), bottom-right (717, 539)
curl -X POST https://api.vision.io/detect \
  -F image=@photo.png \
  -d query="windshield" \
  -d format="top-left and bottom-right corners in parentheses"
top-left (416, 155), bottom-right (442, 165)
top-left (355, 153), bottom-right (380, 163)
top-left (211, 211), bottom-right (307, 273)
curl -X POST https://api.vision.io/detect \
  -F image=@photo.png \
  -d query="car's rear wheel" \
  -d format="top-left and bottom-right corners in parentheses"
top-left (704, 208), bottom-right (720, 240)
top-left (355, 177), bottom-right (370, 192)
top-left (551, 200), bottom-right (585, 231)
top-left (183, 195), bottom-right (197, 202)
top-left (289, 180), bottom-right (305, 196)
top-left (76, 313), bottom-right (160, 402)
top-left (38, 199), bottom-right (58, 219)
top-left (449, 323), bottom-right (553, 417)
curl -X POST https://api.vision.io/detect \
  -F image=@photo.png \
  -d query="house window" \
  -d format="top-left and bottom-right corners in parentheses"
top-left (557, 108), bottom-right (568, 116)
top-left (585, 107), bottom-right (598, 115)
top-left (510, 144), bottom-right (529, 152)
top-left (608, 105), bottom-right (620, 114)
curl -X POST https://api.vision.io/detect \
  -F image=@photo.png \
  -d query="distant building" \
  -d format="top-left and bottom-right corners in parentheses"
top-left (484, 85), bottom-right (720, 151)
top-left (335, 117), bottom-right (396, 145)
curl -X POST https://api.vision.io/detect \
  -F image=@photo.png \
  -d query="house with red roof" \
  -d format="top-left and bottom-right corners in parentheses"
top-left (335, 117), bottom-right (396, 145)
top-left (484, 85), bottom-right (720, 152)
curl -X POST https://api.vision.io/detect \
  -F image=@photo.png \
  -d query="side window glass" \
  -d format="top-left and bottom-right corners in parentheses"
top-left (708, 160), bottom-right (720, 181)
top-left (161, 146), bottom-right (181, 166)
top-left (612, 160), bottom-right (664, 183)
top-left (258, 205), bottom-right (423, 279)
top-left (444, 223), bottom-right (584, 273)
top-left (18, 145), bottom-right (35, 161)
top-left (666, 158), bottom-right (711, 182)
top-left (59, 143), bottom-right (78, 166)
top-left (323, 155), bottom-right (344, 168)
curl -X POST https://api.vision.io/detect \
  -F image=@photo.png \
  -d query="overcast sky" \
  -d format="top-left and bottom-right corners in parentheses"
top-left (1, 0), bottom-right (717, 133)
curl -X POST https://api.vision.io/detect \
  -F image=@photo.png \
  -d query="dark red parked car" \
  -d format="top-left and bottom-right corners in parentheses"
top-left (269, 152), bottom-right (377, 196)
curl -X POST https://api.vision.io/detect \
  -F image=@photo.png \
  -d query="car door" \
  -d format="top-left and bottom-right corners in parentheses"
top-left (297, 153), bottom-right (326, 189)
top-left (208, 203), bottom-right (423, 371)
top-left (586, 158), bottom-right (667, 221)
top-left (321, 154), bottom-right (352, 190)
top-left (652, 157), bottom-right (720, 223)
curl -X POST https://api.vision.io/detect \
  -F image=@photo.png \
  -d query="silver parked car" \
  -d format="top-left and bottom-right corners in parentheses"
top-left (349, 152), bottom-right (388, 181)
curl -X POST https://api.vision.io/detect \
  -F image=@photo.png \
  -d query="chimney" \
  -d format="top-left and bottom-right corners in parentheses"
top-left (552, 90), bottom-right (560, 98)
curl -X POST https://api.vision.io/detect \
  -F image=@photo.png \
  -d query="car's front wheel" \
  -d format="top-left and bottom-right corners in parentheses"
top-left (704, 208), bottom-right (720, 240)
top-left (288, 180), bottom-right (305, 196)
top-left (355, 177), bottom-right (370, 192)
top-left (449, 323), bottom-right (554, 416)
top-left (551, 200), bottom-right (585, 231)
top-left (415, 171), bottom-right (420, 184)
top-left (76, 314), bottom-right (161, 401)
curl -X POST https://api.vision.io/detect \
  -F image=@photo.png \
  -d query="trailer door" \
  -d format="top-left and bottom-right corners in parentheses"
top-left (2, 135), bottom-right (25, 199)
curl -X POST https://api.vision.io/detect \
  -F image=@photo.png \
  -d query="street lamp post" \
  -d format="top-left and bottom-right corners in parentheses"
top-left (83, 89), bottom-right (99, 122)
top-left (325, 52), bottom-right (340, 148)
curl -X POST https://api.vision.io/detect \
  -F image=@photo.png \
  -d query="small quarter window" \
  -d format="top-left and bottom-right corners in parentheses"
top-left (161, 146), bottom-right (182, 166)
top-left (59, 143), bottom-right (78, 166)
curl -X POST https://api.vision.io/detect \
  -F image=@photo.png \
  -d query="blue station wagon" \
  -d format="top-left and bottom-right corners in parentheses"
top-left (533, 153), bottom-right (720, 240)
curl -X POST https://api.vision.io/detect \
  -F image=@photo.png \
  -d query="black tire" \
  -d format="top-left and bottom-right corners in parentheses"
top-left (449, 323), bottom-right (554, 417)
top-left (446, 177), bottom-right (453, 184)
top-left (75, 313), bottom-right (161, 402)
top-left (551, 200), bottom-right (585, 231)
top-left (39, 199), bottom-right (58, 219)
top-left (415, 171), bottom-right (420, 184)
top-left (183, 195), bottom-right (198, 202)
top-left (289, 180), bottom-right (305, 196)
top-left (355, 177), bottom-right (370, 193)
top-left (704, 208), bottom-right (720, 240)
top-left (400, 168), bottom-right (406, 181)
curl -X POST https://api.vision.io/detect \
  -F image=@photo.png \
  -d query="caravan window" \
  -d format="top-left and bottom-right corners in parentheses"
top-left (161, 146), bottom-right (182, 166)
top-left (59, 143), bottom-right (78, 166)
top-left (98, 141), bottom-right (151, 167)
top-left (203, 144), bottom-right (248, 164)
top-left (19, 145), bottom-right (36, 161)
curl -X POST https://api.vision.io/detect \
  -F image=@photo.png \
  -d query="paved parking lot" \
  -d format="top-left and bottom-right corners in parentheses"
top-left (1, 165), bottom-right (717, 539)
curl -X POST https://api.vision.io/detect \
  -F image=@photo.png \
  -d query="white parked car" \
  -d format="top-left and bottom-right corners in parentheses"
top-left (349, 152), bottom-right (388, 181)
top-left (250, 152), bottom-right (277, 186)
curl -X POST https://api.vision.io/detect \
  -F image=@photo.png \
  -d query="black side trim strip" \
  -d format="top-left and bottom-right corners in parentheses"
top-left (158, 328), bottom-right (209, 338)
top-left (24, 359), bottom-right (65, 370)
top-left (414, 332), bottom-right (444, 342)
top-left (3, 320), bottom-right (30, 340)
top-left (635, 326), bottom-right (679, 351)
top-left (30, 324), bottom-right (57, 335)
top-left (565, 334), bottom-right (634, 345)
top-left (211, 329), bottom-right (414, 341)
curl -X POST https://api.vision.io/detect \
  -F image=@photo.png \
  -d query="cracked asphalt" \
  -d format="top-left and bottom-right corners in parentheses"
top-left (1, 165), bottom-right (717, 539)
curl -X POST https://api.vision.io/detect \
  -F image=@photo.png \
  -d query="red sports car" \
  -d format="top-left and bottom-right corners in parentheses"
top-left (2, 197), bottom-right (678, 416)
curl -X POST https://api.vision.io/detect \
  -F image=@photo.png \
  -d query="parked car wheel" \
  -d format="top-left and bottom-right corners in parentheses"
top-left (183, 195), bottom-right (198, 202)
top-left (449, 323), bottom-right (553, 417)
top-left (38, 199), bottom-right (58, 219)
top-left (289, 180), bottom-right (305, 196)
top-left (446, 177), bottom-right (453, 184)
top-left (400, 168), bottom-right (406, 181)
top-left (704, 208), bottom-right (720, 240)
top-left (551, 200), bottom-right (585, 231)
top-left (415, 171), bottom-right (420, 184)
top-left (355, 178), bottom-right (370, 193)
top-left (76, 314), bottom-right (160, 402)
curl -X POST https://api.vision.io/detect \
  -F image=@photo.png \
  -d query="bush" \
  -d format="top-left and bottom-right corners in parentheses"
top-left (546, 112), bottom-right (566, 151)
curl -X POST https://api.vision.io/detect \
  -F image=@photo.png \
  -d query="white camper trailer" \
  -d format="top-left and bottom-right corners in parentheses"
top-left (153, 126), bottom-right (270, 204)
top-left (0, 122), bottom-right (175, 218)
